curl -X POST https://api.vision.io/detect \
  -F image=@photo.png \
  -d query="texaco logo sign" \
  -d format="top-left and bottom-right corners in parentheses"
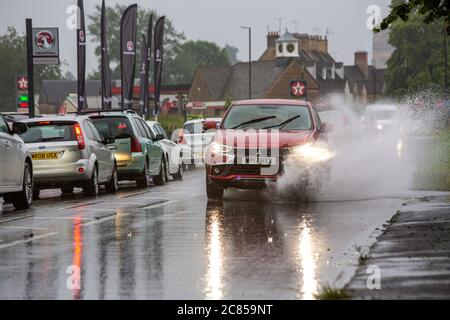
top-left (35, 30), bottom-right (56, 50)
top-left (127, 41), bottom-right (134, 52)
top-left (290, 81), bottom-right (307, 98)
top-left (17, 77), bottom-right (28, 90)
top-left (79, 30), bottom-right (85, 43)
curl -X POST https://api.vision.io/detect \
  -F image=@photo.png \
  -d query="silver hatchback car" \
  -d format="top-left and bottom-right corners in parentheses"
top-left (19, 115), bottom-right (118, 198)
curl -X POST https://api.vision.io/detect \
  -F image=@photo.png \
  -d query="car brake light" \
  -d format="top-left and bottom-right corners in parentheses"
top-left (130, 136), bottom-right (142, 152)
top-left (74, 123), bottom-right (85, 150)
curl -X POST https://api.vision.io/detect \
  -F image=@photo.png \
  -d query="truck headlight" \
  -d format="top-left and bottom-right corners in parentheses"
top-left (289, 143), bottom-right (334, 162)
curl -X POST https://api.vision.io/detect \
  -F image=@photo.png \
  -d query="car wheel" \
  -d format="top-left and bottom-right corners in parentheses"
top-left (12, 162), bottom-right (33, 210)
top-left (106, 164), bottom-right (119, 193)
top-left (33, 188), bottom-right (40, 200)
top-left (85, 166), bottom-right (99, 197)
top-left (172, 162), bottom-right (184, 181)
top-left (153, 157), bottom-right (166, 186)
top-left (206, 175), bottom-right (223, 201)
top-left (163, 157), bottom-right (170, 183)
top-left (136, 160), bottom-right (151, 188)
top-left (61, 187), bottom-right (74, 195)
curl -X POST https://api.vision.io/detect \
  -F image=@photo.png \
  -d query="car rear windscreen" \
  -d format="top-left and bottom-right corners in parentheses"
top-left (91, 116), bottom-right (134, 139)
top-left (21, 122), bottom-right (76, 143)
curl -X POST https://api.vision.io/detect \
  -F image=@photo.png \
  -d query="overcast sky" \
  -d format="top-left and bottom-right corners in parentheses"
top-left (0, 0), bottom-right (391, 75)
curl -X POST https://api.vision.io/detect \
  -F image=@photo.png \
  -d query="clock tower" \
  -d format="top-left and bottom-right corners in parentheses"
top-left (275, 32), bottom-right (299, 58)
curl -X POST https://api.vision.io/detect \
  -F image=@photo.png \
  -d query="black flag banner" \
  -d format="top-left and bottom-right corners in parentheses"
top-left (139, 34), bottom-right (149, 116)
top-left (153, 16), bottom-right (165, 116)
top-left (101, 0), bottom-right (112, 110)
top-left (120, 4), bottom-right (138, 110)
top-left (77, 0), bottom-right (87, 112)
top-left (145, 15), bottom-right (153, 118)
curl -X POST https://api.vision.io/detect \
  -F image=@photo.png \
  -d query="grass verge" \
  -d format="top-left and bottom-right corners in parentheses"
top-left (315, 286), bottom-right (352, 300)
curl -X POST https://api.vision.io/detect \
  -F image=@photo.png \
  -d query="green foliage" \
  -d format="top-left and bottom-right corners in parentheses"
top-left (224, 93), bottom-right (234, 110)
top-left (385, 16), bottom-right (449, 97)
top-left (315, 286), bottom-right (352, 300)
top-left (171, 40), bottom-right (230, 83)
top-left (0, 27), bottom-right (62, 112)
top-left (149, 114), bottom-right (185, 136)
top-left (224, 44), bottom-right (239, 65)
top-left (376, 0), bottom-right (450, 35)
top-left (88, 4), bottom-right (185, 83)
top-left (413, 127), bottom-right (450, 191)
top-left (87, 5), bottom-right (232, 85)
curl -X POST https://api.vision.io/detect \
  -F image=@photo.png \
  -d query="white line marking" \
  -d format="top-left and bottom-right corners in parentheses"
top-left (0, 232), bottom-right (59, 250)
top-left (0, 226), bottom-right (49, 230)
top-left (81, 213), bottom-right (131, 227)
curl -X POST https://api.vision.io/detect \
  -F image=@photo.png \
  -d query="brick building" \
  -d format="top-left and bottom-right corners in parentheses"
top-left (188, 31), bottom-right (386, 115)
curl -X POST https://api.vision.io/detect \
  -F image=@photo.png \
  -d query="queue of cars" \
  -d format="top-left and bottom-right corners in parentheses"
top-left (0, 110), bottom-right (186, 211)
top-left (2, 100), bottom-right (338, 207)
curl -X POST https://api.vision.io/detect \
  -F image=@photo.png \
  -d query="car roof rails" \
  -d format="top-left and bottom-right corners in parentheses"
top-left (67, 109), bottom-right (135, 116)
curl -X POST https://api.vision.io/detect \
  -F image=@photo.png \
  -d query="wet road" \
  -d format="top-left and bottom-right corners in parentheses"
top-left (0, 168), bottom-right (442, 299)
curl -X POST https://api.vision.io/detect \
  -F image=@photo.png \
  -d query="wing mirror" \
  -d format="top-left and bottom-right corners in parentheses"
top-left (155, 133), bottom-right (165, 141)
top-left (12, 122), bottom-right (28, 135)
top-left (321, 122), bottom-right (334, 133)
top-left (203, 121), bottom-right (219, 131)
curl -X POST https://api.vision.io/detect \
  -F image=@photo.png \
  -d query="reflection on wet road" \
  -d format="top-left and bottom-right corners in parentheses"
top-left (0, 168), bottom-right (437, 299)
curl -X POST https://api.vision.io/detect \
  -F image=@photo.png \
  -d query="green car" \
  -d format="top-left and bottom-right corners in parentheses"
top-left (89, 111), bottom-right (168, 187)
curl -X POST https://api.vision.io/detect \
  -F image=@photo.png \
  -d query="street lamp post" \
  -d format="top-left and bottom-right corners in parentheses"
top-left (241, 26), bottom-right (252, 99)
top-left (444, 24), bottom-right (448, 100)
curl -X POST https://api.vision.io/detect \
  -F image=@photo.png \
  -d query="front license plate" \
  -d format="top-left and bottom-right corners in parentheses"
top-left (243, 157), bottom-right (276, 165)
top-left (32, 152), bottom-right (59, 160)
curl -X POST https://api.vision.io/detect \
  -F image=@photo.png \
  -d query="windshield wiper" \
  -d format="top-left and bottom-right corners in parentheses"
top-left (263, 115), bottom-right (301, 129)
top-left (231, 116), bottom-right (277, 129)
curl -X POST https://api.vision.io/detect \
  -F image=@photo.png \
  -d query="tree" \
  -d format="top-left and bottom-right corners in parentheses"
top-left (376, 0), bottom-right (450, 34)
top-left (88, 4), bottom-right (185, 83)
top-left (0, 27), bottom-right (62, 112)
top-left (170, 40), bottom-right (230, 83)
top-left (384, 16), bottom-right (450, 96)
top-left (224, 44), bottom-right (239, 64)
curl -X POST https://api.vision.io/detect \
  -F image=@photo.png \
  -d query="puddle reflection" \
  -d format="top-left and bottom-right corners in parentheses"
top-left (204, 205), bottom-right (224, 299)
top-left (297, 218), bottom-right (318, 300)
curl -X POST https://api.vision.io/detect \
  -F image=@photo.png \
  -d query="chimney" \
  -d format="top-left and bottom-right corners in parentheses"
top-left (354, 51), bottom-right (369, 78)
top-left (267, 31), bottom-right (279, 48)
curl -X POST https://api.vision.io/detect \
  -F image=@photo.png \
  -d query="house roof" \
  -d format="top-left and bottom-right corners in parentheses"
top-left (223, 60), bottom-right (287, 100)
top-left (344, 65), bottom-right (385, 95)
top-left (195, 65), bottom-right (232, 100)
top-left (193, 60), bottom-right (289, 101)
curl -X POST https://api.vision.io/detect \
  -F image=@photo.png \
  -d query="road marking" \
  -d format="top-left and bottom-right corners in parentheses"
top-left (33, 216), bottom-right (92, 220)
top-left (58, 200), bottom-right (103, 211)
top-left (0, 226), bottom-right (49, 230)
top-left (0, 232), bottom-right (59, 250)
top-left (81, 213), bottom-right (131, 227)
top-left (0, 215), bottom-right (33, 225)
top-left (142, 200), bottom-right (176, 210)
top-left (117, 191), bottom-right (150, 199)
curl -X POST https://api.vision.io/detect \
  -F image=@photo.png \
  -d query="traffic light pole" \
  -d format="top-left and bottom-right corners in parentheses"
top-left (26, 19), bottom-right (35, 118)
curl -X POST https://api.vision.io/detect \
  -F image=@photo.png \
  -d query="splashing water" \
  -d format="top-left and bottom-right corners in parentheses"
top-left (276, 91), bottom-right (448, 202)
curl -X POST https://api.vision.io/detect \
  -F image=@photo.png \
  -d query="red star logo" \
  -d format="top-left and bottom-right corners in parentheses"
top-left (291, 81), bottom-right (306, 97)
